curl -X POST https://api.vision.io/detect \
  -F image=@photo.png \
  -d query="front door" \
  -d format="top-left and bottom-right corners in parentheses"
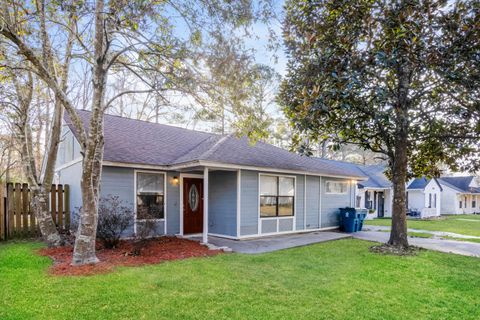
top-left (377, 192), bottom-right (385, 218)
top-left (183, 178), bottom-right (204, 234)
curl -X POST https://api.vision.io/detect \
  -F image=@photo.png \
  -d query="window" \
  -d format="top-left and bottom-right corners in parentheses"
top-left (260, 175), bottom-right (294, 217)
top-left (472, 199), bottom-right (476, 208)
top-left (365, 191), bottom-right (371, 209)
top-left (459, 201), bottom-right (462, 209)
top-left (326, 181), bottom-right (348, 194)
top-left (428, 193), bottom-right (432, 208)
top-left (136, 172), bottom-right (165, 219)
top-left (356, 196), bottom-right (361, 208)
top-left (434, 194), bottom-right (437, 208)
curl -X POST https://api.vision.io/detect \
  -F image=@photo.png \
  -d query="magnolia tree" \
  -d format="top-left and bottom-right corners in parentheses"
top-left (0, 0), bottom-right (276, 265)
top-left (279, 0), bottom-right (479, 249)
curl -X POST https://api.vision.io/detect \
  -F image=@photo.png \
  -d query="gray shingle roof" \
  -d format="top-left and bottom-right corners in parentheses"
top-left (407, 177), bottom-right (430, 190)
top-left (437, 176), bottom-right (479, 193)
top-left (65, 110), bottom-right (366, 179)
top-left (356, 164), bottom-right (392, 189)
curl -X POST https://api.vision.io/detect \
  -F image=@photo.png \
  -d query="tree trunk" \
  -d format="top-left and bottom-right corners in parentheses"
top-left (72, 0), bottom-right (106, 265)
top-left (388, 41), bottom-right (410, 248)
top-left (31, 186), bottom-right (63, 247)
top-left (72, 178), bottom-right (100, 265)
top-left (388, 147), bottom-right (409, 248)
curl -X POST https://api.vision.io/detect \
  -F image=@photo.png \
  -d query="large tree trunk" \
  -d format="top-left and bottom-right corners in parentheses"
top-left (388, 146), bottom-right (409, 248)
top-left (389, 41), bottom-right (410, 248)
top-left (72, 0), bottom-right (106, 265)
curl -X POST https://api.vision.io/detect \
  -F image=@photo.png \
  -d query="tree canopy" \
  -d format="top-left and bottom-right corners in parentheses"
top-left (279, 0), bottom-right (479, 248)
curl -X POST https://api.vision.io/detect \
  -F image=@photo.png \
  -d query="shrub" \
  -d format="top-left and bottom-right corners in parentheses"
top-left (131, 212), bottom-right (157, 256)
top-left (96, 195), bottom-right (134, 248)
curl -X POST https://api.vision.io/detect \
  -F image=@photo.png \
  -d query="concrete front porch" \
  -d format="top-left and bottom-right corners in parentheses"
top-left (197, 231), bottom-right (351, 254)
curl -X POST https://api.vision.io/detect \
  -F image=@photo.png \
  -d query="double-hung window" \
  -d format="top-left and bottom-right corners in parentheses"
top-left (260, 175), bottom-right (295, 217)
top-left (325, 181), bottom-right (348, 194)
top-left (136, 172), bottom-right (165, 220)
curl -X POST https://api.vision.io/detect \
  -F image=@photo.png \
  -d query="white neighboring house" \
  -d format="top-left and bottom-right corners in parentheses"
top-left (407, 176), bottom-right (480, 216)
top-left (437, 176), bottom-right (480, 215)
top-left (354, 165), bottom-right (393, 218)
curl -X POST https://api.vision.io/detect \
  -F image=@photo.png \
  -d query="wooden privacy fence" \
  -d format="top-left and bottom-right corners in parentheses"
top-left (0, 183), bottom-right (70, 240)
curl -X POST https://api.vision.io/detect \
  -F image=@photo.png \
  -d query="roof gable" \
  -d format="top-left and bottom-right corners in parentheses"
top-left (407, 177), bottom-right (429, 190)
top-left (356, 164), bottom-right (391, 189)
top-left (437, 176), bottom-right (477, 193)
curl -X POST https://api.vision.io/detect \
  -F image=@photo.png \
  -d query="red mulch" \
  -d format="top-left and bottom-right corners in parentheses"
top-left (38, 237), bottom-right (223, 276)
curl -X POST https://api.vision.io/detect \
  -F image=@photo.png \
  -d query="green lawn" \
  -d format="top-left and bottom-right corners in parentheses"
top-left (1, 240), bottom-right (480, 320)
top-left (365, 214), bottom-right (480, 237)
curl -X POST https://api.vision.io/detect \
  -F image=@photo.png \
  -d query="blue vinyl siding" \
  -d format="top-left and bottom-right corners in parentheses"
top-left (57, 126), bottom-right (82, 167)
top-left (208, 171), bottom-right (237, 237)
top-left (295, 175), bottom-right (305, 230)
top-left (100, 166), bottom-right (136, 237)
top-left (99, 167), bottom-right (182, 237)
top-left (166, 172), bottom-right (180, 234)
top-left (240, 170), bottom-right (259, 236)
top-left (321, 177), bottom-right (353, 228)
top-left (305, 176), bottom-right (321, 229)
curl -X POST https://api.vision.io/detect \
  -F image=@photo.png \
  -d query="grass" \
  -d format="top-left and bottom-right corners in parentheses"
top-left (1, 239), bottom-right (480, 320)
top-left (365, 214), bottom-right (480, 237)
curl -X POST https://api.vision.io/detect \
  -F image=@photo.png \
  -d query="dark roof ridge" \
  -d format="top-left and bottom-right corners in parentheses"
top-left (197, 134), bottom-right (233, 160)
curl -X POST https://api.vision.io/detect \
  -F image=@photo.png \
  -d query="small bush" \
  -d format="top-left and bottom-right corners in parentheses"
top-left (97, 195), bottom-right (134, 248)
top-left (131, 212), bottom-right (157, 256)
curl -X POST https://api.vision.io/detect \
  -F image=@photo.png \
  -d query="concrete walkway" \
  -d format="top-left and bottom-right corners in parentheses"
top-left (353, 231), bottom-right (480, 257)
top-left (364, 225), bottom-right (480, 239)
top-left (206, 231), bottom-right (351, 254)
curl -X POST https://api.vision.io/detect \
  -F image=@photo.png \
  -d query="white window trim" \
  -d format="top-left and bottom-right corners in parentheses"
top-left (258, 173), bottom-right (296, 235)
top-left (134, 169), bottom-right (167, 235)
top-left (325, 180), bottom-right (349, 195)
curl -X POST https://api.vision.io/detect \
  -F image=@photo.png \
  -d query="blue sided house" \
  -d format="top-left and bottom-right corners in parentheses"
top-left (55, 110), bottom-right (366, 242)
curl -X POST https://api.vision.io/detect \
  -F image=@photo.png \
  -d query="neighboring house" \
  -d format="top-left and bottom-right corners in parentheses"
top-left (55, 110), bottom-right (366, 242)
top-left (354, 165), bottom-right (392, 218)
top-left (406, 177), bottom-right (442, 218)
top-left (407, 176), bottom-right (480, 216)
top-left (301, 161), bottom-right (393, 218)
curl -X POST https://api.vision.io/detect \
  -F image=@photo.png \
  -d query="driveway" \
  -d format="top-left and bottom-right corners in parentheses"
top-left (206, 231), bottom-right (351, 254)
top-left (353, 231), bottom-right (480, 258)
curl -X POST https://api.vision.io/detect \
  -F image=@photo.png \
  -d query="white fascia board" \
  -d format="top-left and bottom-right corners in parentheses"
top-left (102, 159), bottom-right (367, 180)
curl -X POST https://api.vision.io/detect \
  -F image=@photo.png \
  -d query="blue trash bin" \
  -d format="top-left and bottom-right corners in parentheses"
top-left (339, 207), bottom-right (358, 232)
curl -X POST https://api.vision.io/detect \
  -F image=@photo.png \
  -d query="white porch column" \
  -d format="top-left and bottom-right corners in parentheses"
top-left (203, 167), bottom-right (209, 244)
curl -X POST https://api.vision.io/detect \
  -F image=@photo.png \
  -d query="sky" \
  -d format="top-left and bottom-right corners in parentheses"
top-left (149, 0), bottom-right (288, 132)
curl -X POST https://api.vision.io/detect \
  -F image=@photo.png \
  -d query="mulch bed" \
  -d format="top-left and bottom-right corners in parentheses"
top-left (369, 244), bottom-right (422, 256)
top-left (38, 237), bottom-right (223, 276)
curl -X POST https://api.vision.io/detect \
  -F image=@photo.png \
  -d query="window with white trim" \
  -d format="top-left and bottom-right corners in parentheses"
top-left (260, 175), bottom-right (294, 217)
top-left (325, 181), bottom-right (348, 194)
top-left (136, 172), bottom-right (165, 219)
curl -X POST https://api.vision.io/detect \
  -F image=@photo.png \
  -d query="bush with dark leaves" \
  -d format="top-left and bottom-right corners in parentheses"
top-left (96, 195), bottom-right (134, 248)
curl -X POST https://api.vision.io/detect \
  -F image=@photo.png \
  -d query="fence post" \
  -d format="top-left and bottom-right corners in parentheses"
top-left (58, 184), bottom-right (64, 230)
top-left (50, 184), bottom-right (57, 225)
top-left (0, 184), bottom-right (4, 240)
top-left (7, 183), bottom-right (14, 237)
top-left (64, 184), bottom-right (70, 230)
top-left (14, 183), bottom-right (22, 234)
top-left (22, 183), bottom-right (29, 234)
top-left (29, 186), bottom-right (35, 234)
